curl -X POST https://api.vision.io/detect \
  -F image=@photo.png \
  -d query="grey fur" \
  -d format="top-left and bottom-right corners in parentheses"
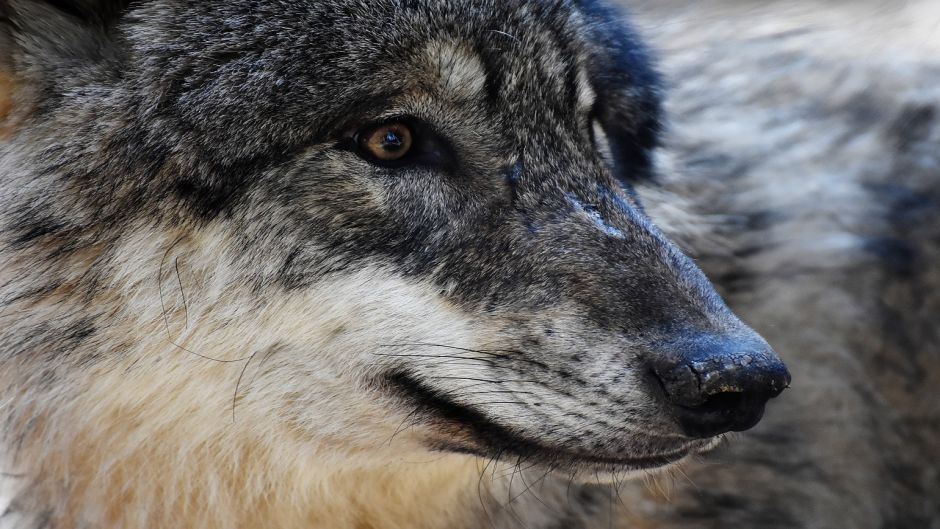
top-left (0, 0), bottom-right (937, 528)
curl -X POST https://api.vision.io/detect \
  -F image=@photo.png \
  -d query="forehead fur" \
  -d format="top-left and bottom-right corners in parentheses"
top-left (2, 0), bottom-right (661, 174)
top-left (420, 41), bottom-right (487, 100)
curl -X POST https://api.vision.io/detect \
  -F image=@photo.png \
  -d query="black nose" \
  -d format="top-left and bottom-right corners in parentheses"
top-left (648, 334), bottom-right (790, 438)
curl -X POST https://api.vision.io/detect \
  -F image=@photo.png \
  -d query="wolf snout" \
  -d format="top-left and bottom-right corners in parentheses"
top-left (647, 334), bottom-right (791, 439)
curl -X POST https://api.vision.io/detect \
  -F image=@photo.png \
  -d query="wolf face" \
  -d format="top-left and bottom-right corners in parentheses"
top-left (0, 0), bottom-right (788, 519)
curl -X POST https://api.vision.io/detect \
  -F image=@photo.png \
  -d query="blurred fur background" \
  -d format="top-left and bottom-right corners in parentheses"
top-left (617, 1), bottom-right (940, 527)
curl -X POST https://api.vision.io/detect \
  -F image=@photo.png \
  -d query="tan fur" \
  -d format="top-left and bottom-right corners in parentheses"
top-left (422, 42), bottom-right (487, 99)
top-left (0, 218), bottom-right (648, 528)
top-left (19, 426), bottom-right (488, 529)
top-left (0, 73), bottom-right (15, 138)
top-left (0, 222), bottom-right (513, 528)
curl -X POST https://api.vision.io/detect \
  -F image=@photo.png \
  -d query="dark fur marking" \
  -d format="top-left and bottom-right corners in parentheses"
top-left (43, 0), bottom-right (132, 26)
top-left (888, 103), bottom-right (936, 152)
top-left (863, 238), bottom-right (918, 279)
top-left (9, 218), bottom-right (65, 247)
top-left (385, 371), bottom-right (686, 470)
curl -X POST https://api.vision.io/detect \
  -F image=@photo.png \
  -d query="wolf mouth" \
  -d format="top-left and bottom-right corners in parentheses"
top-left (384, 372), bottom-right (715, 472)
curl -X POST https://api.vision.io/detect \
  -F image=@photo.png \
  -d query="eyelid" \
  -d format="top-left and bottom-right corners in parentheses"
top-left (351, 116), bottom-right (419, 144)
top-left (347, 116), bottom-right (457, 171)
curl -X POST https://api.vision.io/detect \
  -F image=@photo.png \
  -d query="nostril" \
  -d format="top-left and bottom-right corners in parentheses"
top-left (649, 365), bottom-right (750, 415)
top-left (684, 391), bottom-right (744, 415)
top-left (649, 363), bottom-right (708, 408)
top-left (673, 391), bottom-right (769, 438)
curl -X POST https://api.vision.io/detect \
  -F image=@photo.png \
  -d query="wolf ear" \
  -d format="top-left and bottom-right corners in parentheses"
top-left (0, 0), bottom-right (131, 125)
top-left (21, 0), bottom-right (132, 23)
top-left (576, 0), bottom-right (663, 183)
top-left (0, 0), bottom-right (132, 77)
top-left (1, 0), bottom-right (133, 33)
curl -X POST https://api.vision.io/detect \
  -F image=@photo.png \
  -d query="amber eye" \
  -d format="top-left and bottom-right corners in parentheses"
top-left (360, 123), bottom-right (414, 162)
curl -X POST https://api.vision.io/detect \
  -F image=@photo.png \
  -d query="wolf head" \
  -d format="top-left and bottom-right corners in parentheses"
top-left (0, 0), bottom-right (788, 480)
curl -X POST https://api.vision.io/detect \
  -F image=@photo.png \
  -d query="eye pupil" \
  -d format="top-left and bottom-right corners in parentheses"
top-left (361, 122), bottom-right (414, 162)
top-left (383, 130), bottom-right (404, 150)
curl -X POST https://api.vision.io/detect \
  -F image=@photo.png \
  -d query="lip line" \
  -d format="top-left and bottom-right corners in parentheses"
top-left (383, 371), bottom-right (711, 470)
top-left (427, 439), bottom-right (696, 472)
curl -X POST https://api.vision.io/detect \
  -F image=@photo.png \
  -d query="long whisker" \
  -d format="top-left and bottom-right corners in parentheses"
top-left (458, 389), bottom-right (538, 398)
top-left (385, 407), bottom-right (423, 446)
top-left (476, 455), bottom-right (497, 529)
top-left (379, 343), bottom-right (550, 369)
top-left (232, 350), bottom-right (260, 423)
top-left (158, 237), bottom-right (251, 364)
top-left (174, 256), bottom-right (189, 329)
top-left (373, 352), bottom-right (499, 366)
top-left (427, 376), bottom-right (541, 385)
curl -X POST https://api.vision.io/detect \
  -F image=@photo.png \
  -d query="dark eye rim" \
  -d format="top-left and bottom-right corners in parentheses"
top-left (341, 116), bottom-right (457, 171)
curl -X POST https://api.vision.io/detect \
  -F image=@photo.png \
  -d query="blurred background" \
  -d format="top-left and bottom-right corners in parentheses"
top-left (609, 2), bottom-right (940, 528)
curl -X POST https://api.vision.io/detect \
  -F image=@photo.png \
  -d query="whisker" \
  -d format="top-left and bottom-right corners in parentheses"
top-left (612, 471), bottom-right (625, 505)
top-left (503, 456), bottom-right (533, 529)
top-left (232, 350), bottom-right (260, 423)
top-left (476, 453), bottom-right (498, 529)
top-left (379, 343), bottom-right (550, 369)
top-left (385, 408), bottom-right (422, 446)
top-left (674, 465), bottom-right (699, 491)
top-left (174, 256), bottom-right (189, 329)
top-left (509, 462), bottom-right (552, 507)
top-left (506, 457), bottom-right (519, 505)
top-left (426, 376), bottom-right (541, 385)
top-left (489, 29), bottom-right (521, 45)
top-left (373, 352), bottom-right (499, 366)
top-left (566, 472), bottom-right (576, 507)
top-left (608, 470), bottom-right (614, 529)
top-left (457, 389), bottom-right (538, 398)
top-left (158, 238), bottom-right (251, 364)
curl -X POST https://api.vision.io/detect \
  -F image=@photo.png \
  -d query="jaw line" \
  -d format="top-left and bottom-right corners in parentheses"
top-left (384, 371), bottom-right (726, 476)
top-left (565, 435), bottom-right (724, 484)
top-left (430, 436), bottom-right (714, 475)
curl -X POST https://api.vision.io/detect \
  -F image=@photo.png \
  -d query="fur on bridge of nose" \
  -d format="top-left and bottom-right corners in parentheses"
top-left (566, 193), bottom-right (625, 238)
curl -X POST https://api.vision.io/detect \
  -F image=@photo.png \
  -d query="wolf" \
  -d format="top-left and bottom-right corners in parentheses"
top-left (0, 0), bottom-right (793, 527)
top-left (0, 0), bottom-right (935, 528)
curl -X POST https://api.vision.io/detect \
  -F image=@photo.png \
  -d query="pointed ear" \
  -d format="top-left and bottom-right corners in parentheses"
top-left (0, 0), bottom-right (132, 135)
top-left (30, 0), bottom-right (133, 24)
top-left (1, 0), bottom-right (132, 78)
top-left (2, 0), bottom-right (132, 32)
top-left (0, 0), bottom-right (132, 129)
top-left (1, 5), bottom-right (18, 134)
top-left (576, 0), bottom-right (663, 183)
